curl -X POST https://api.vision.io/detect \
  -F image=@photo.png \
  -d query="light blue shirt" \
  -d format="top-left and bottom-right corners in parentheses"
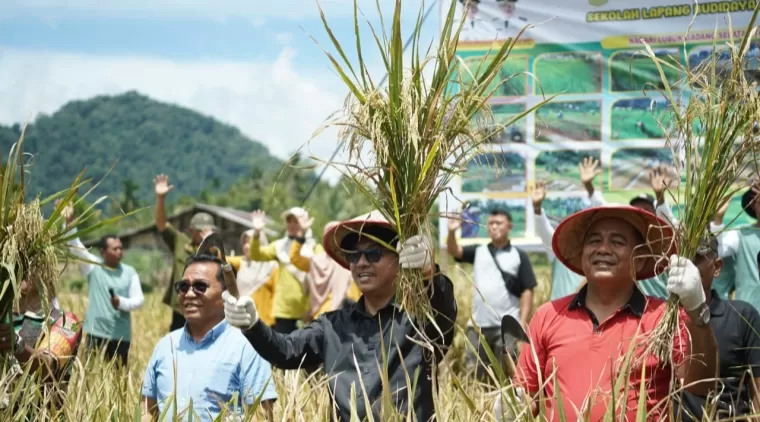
top-left (141, 320), bottom-right (277, 421)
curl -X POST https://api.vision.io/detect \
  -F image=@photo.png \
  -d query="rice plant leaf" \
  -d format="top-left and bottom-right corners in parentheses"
top-left (317, 1), bottom-right (360, 84)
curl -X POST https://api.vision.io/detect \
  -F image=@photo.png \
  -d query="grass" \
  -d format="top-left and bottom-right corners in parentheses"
top-left (533, 52), bottom-right (602, 94)
top-left (460, 57), bottom-right (529, 97)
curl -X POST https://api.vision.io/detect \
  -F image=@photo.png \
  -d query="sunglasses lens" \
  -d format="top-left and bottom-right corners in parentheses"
top-left (175, 282), bottom-right (190, 293)
top-left (345, 252), bottom-right (361, 264)
top-left (365, 250), bottom-right (383, 263)
top-left (193, 283), bottom-right (209, 294)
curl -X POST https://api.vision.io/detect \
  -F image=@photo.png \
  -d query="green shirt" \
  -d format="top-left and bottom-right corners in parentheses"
top-left (549, 258), bottom-right (584, 300)
top-left (84, 263), bottom-right (138, 341)
top-left (637, 274), bottom-right (669, 300)
top-left (715, 225), bottom-right (760, 308)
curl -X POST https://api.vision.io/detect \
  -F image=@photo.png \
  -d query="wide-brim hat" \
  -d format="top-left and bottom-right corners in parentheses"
top-left (323, 211), bottom-right (396, 269)
top-left (742, 188), bottom-right (757, 219)
top-left (190, 212), bottom-right (217, 231)
top-left (281, 207), bottom-right (309, 221)
top-left (552, 205), bottom-right (676, 280)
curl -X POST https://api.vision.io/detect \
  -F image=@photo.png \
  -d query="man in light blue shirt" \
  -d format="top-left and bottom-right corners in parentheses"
top-left (141, 253), bottom-right (277, 421)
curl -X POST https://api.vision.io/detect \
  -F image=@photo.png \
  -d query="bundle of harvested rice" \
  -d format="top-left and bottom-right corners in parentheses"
top-left (643, 7), bottom-right (760, 362)
top-left (312, 0), bottom-right (552, 321)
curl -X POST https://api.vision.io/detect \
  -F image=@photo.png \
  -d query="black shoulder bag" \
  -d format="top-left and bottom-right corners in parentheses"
top-left (486, 244), bottom-right (523, 299)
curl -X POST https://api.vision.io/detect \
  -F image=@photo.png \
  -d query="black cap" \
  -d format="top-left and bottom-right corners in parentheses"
top-left (629, 193), bottom-right (655, 209)
top-left (695, 234), bottom-right (719, 257)
top-left (742, 188), bottom-right (757, 219)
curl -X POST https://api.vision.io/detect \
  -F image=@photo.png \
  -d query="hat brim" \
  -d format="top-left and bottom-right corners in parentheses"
top-left (323, 218), bottom-right (395, 269)
top-left (552, 206), bottom-right (676, 280)
top-left (742, 189), bottom-right (757, 219)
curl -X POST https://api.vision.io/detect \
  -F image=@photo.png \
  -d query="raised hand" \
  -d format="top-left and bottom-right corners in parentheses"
top-left (153, 174), bottom-right (174, 197)
top-left (446, 212), bottom-right (462, 233)
top-left (251, 210), bottom-right (266, 233)
top-left (531, 181), bottom-right (547, 211)
top-left (579, 156), bottom-right (602, 186)
top-left (297, 214), bottom-right (314, 233)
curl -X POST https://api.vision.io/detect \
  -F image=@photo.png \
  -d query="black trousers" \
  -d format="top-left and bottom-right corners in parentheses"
top-left (170, 311), bottom-right (186, 332)
top-left (87, 335), bottom-right (130, 367)
top-left (274, 318), bottom-right (298, 334)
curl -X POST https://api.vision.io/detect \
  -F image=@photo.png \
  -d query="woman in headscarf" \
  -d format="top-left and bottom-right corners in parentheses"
top-left (235, 229), bottom-right (278, 327)
top-left (289, 221), bottom-right (362, 321)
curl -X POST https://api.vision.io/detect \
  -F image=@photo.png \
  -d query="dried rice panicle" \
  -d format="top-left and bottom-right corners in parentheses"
top-left (313, 0), bottom-right (553, 325)
top-left (643, 6), bottom-right (760, 363)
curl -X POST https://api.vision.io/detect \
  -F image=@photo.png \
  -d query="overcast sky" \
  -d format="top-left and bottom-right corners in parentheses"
top-left (0, 0), bottom-right (441, 182)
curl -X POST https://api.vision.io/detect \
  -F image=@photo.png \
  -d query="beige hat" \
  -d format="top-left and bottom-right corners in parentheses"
top-left (552, 205), bottom-right (676, 280)
top-left (322, 211), bottom-right (397, 269)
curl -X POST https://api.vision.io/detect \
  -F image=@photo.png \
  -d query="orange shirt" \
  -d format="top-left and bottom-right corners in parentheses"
top-left (515, 286), bottom-right (689, 421)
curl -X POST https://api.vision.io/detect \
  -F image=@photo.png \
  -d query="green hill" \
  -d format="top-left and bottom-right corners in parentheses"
top-left (0, 91), bottom-right (280, 204)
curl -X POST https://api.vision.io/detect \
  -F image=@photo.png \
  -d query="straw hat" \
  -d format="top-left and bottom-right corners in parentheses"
top-left (552, 205), bottom-right (676, 280)
top-left (323, 210), bottom-right (396, 269)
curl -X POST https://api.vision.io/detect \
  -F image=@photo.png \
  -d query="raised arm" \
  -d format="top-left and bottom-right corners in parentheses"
top-left (116, 269), bottom-right (145, 312)
top-left (446, 213), bottom-right (464, 260)
top-left (579, 156), bottom-right (602, 200)
top-left (710, 198), bottom-right (740, 259)
top-left (64, 227), bottom-right (99, 277)
top-left (249, 210), bottom-right (278, 262)
top-left (289, 213), bottom-right (315, 272)
top-left (531, 181), bottom-right (554, 254)
top-left (153, 174), bottom-right (174, 233)
top-left (649, 165), bottom-right (678, 226)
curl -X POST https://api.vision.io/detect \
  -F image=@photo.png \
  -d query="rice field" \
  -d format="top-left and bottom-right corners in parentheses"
top-left (0, 259), bottom-right (551, 421)
top-left (533, 52), bottom-right (602, 94)
top-left (459, 56), bottom-right (529, 97)
top-left (535, 101), bottom-right (601, 142)
top-left (609, 50), bottom-right (682, 92)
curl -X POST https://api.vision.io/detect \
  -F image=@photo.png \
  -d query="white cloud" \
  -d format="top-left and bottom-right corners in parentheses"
top-left (0, 47), bottom-right (351, 182)
top-left (2, 0), bottom-right (396, 21)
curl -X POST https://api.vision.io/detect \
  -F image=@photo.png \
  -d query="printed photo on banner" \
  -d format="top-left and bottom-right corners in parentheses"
top-left (533, 51), bottom-right (602, 94)
top-left (488, 103), bottom-right (527, 143)
top-left (455, 0), bottom-right (531, 42)
top-left (608, 48), bottom-right (681, 92)
top-left (540, 196), bottom-right (591, 227)
top-left (688, 42), bottom-right (760, 82)
top-left (459, 198), bottom-right (526, 239)
top-left (610, 97), bottom-right (671, 140)
top-left (462, 152), bottom-right (526, 193)
top-left (609, 148), bottom-right (676, 190)
top-left (535, 100), bottom-right (601, 142)
top-left (535, 149), bottom-right (601, 192)
top-left (457, 54), bottom-right (529, 97)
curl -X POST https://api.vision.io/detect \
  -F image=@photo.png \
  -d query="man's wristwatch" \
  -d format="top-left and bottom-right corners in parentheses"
top-left (688, 302), bottom-right (711, 327)
top-left (13, 334), bottom-right (25, 356)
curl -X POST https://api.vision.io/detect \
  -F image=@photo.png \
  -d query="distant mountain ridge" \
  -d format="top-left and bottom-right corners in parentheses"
top-left (0, 91), bottom-right (281, 204)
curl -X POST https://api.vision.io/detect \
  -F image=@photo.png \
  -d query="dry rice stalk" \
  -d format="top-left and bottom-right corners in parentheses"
top-left (312, 0), bottom-right (553, 324)
top-left (642, 6), bottom-right (760, 363)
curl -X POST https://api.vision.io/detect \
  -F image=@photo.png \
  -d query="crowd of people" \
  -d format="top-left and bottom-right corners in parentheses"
top-left (2, 163), bottom-right (760, 421)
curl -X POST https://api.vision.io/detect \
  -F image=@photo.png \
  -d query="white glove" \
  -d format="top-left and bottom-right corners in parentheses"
top-left (493, 387), bottom-right (525, 422)
top-left (222, 291), bottom-right (259, 329)
top-left (397, 235), bottom-right (432, 270)
top-left (666, 255), bottom-right (706, 311)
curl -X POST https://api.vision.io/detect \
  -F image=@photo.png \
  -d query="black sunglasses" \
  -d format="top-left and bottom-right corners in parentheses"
top-left (345, 248), bottom-right (385, 264)
top-left (174, 281), bottom-right (210, 295)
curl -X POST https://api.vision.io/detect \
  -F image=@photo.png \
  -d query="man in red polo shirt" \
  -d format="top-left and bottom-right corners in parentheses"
top-left (497, 205), bottom-right (718, 421)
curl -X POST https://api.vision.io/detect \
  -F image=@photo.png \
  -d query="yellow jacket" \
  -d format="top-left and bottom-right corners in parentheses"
top-left (249, 236), bottom-right (308, 320)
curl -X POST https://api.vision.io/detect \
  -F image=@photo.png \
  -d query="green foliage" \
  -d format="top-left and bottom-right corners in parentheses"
top-left (0, 91), bottom-right (279, 205)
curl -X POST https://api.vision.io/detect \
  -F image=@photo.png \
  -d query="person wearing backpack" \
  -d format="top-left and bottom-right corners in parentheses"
top-left (447, 208), bottom-right (536, 380)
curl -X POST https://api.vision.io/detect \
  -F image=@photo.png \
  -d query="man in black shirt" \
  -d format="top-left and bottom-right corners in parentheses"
top-left (222, 211), bottom-right (457, 421)
top-left (677, 234), bottom-right (760, 420)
